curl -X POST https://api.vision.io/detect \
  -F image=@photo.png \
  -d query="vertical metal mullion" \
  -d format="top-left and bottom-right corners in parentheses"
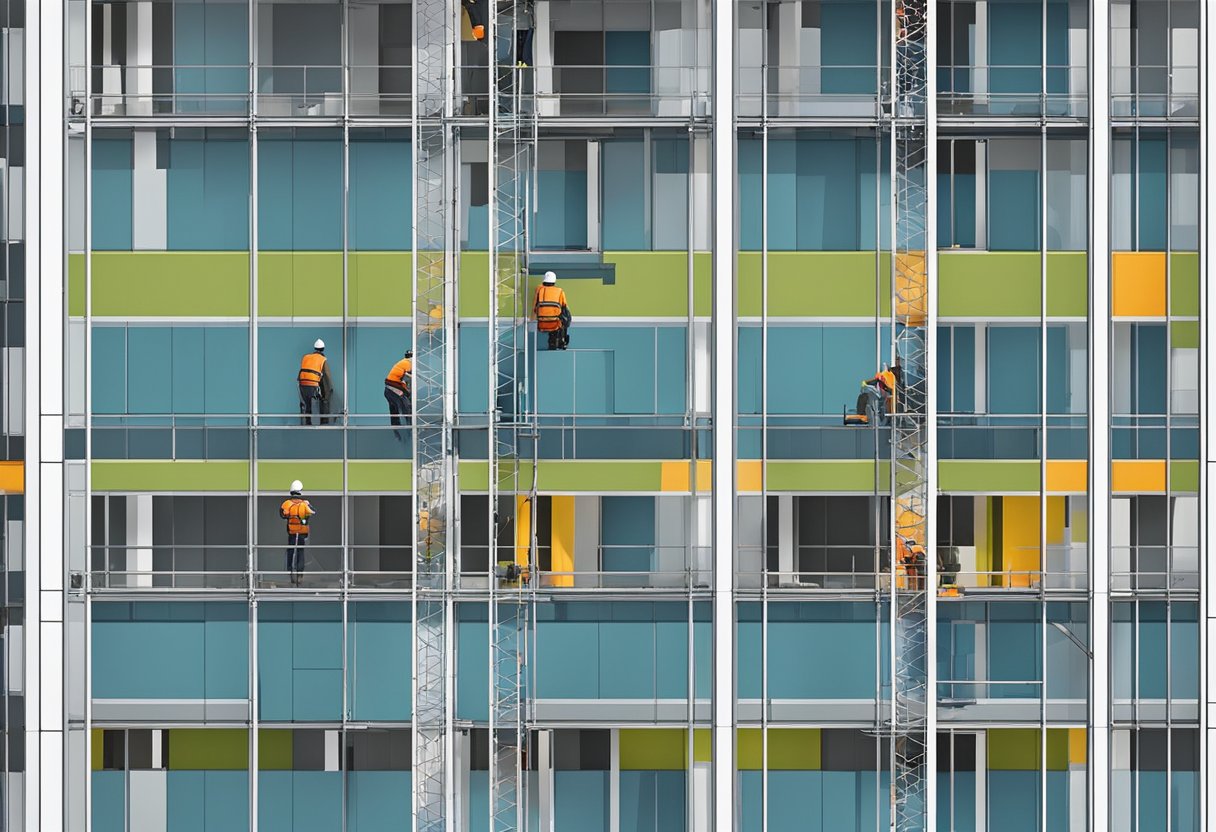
top-left (1197, 0), bottom-right (1210, 826)
top-left (758, 19), bottom-right (770, 830)
top-left (1039, 122), bottom-right (1050, 832)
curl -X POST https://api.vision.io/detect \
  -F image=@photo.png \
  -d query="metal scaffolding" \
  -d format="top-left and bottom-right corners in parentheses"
top-left (412, 0), bottom-right (457, 826)
top-left (488, 1), bottom-right (537, 830)
top-left (888, 0), bottom-right (933, 830)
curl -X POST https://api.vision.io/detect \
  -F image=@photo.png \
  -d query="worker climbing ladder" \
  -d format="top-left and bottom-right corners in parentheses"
top-left (888, 1), bottom-right (934, 831)
top-left (411, 0), bottom-right (457, 826)
top-left (488, 2), bottom-right (537, 830)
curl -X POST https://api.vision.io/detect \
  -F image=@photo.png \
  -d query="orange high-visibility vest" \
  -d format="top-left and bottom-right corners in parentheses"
top-left (280, 498), bottom-right (314, 535)
top-left (386, 358), bottom-right (412, 393)
top-left (298, 353), bottom-right (327, 387)
top-left (533, 285), bottom-right (567, 332)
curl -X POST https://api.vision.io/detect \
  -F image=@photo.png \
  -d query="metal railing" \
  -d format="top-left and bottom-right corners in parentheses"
top-left (1111, 64), bottom-right (1201, 118)
top-left (937, 64), bottom-right (1090, 117)
top-left (733, 543), bottom-right (1091, 593)
top-left (89, 544), bottom-right (413, 590)
top-left (76, 64), bottom-right (252, 116)
top-left (937, 679), bottom-right (1045, 701)
top-left (1110, 545), bottom-right (1200, 592)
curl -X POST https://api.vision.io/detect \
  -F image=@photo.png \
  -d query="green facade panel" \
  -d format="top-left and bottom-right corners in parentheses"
top-left (765, 461), bottom-right (889, 492)
top-left (92, 461), bottom-right (250, 492)
top-left (257, 253), bottom-right (344, 317)
top-left (1170, 252), bottom-right (1200, 316)
top-left (938, 251), bottom-right (1088, 318)
top-left (938, 461), bottom-right (1040, 492)
top-left (90, 253), bottom-right (250, 317)
top-left (738, 252), bottom-right (884, 317)
top-left (349, 252), bottom-right (412, 317)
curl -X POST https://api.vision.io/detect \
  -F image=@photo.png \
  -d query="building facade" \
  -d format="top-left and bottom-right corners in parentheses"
top-left (7, 0), bottom-right (1214, 829)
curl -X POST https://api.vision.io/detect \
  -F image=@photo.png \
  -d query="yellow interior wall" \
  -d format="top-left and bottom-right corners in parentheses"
top-left (1001, 496), bottom-right (1041, 588)
top-left (549, 496), bottom-right (575, 587)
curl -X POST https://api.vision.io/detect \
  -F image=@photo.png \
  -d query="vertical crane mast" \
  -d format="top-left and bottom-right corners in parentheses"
top-left (889, 0), bottom-right (934, 830)
top-left (412, 0), bottom-right (457, 826)
top-left (488, 2), bottom-right (536, 830)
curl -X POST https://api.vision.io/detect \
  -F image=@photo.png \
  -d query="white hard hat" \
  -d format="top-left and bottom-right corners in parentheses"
top-left (314, 339), bottom-right (325, 350)
top-left (543, 271), bottom-right (557, 285)
top-left (290, 480), bottom-right (304, 494)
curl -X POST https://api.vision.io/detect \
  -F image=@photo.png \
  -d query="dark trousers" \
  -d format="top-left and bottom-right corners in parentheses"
top-left (385, 386), bottom-right (412, 427)
top-left (545, 326), bottom-right (569, 351)
top-left (285, 533), bottom-right (307, 579)
top-left (299, 385), bottom-right (331, 426)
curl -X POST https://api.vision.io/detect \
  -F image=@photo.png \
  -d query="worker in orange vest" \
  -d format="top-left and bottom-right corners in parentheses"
top-left (280, 480), bottom-right (316, 586)
top-left (533, 271), bottom-right (571, 351)
top-left (384, 349), bottom-right (413, 437)
top-left (462, 0), bottom-right (486, 40)
top-left (298, 339), bottom-right (334, 426)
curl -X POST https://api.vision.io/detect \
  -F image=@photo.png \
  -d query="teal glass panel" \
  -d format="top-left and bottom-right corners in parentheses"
top-left (555, 771), bottom-right (609, 832)
top-left (257, 602), bottom-right (342, 721)
top-left (988, 771), bottom-right (1039, 831)
top-left (988, 170), bottom-right (1040, 250)
top-left (601, 497), bottom-right (655, 575)
top-left (349, 137), bottom-right (411, 250)
top-left (91, 602), bottom-right (248, 699)
top-left (93, 137), bottom-right (133, 250)
top-left (821, 0), bottom-right (878, 93)
top-left (987, 327), bottom-right (1040, 414)
top-left (347, 602), bottom-right (411, 720)
top-left (602, 139), bottom-right (647, 249)
top-left (258, 772), bottom-right (343, 832)
top-left (167, 136), bottom-right (251, 249)
top-left (92, 326), bottom-right (128, 414)
top-left (347, 772), bottom-right (411, 831)
top-left (92, 771), bottom-right (126, 832)
top-left (168, 771), bottom-right (250, 832)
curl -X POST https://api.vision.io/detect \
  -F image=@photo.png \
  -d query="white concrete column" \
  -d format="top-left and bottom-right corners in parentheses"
top-left (26, 0), bottom-right (66, 825)
top-left (125, 1), bottom-right (153, 116)
top-left (573, 495), bottom-right (600, 585)
top-left (1088, 0), bottom-right (1112, 826)
top-left (537, 729), bottom-right (554, 832)
top-left (98, 5), bottom-right (121, 114)
top-left (534, 0), bottom-right (556, 116)
top-left (125, 494), bottom-right (154, 587)
top-left (586, 141), bottom-right (601, 251)
top-left (711, 0), bottom-right (736, 820)
top-left (771, 2), bottom-right (799, 117)
top-left (131, 129), bottom-right (166, 250)
top-left (973, 0), bottom-right (988, 101)
top-left (348, 4), bottom-right (380, 115)
top-left (777, 494), bottom-right (794, 586)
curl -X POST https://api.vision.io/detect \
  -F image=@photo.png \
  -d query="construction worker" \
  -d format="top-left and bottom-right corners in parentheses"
top-left (461, 0), bottom-right (486, 41)
top-left (298, 339), bottom-right (334, 426)
top-left (898, 536), bottom-right (926, 591)
top-left (280, 480), bottom-right (316, 586)
top-left (534, 271), bottom-right (571, 351)
top-left (385, 349), bottom-right (413, 437)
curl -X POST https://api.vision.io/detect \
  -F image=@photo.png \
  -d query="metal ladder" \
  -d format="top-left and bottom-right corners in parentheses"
top-left (488, 2), bottom-right (537, 830)
top-left (411, 0), bottom-right (457, 826)
top-left (888, 0), bottom-right (932, 830)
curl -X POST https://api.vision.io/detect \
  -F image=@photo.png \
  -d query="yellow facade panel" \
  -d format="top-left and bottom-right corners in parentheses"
top-left (1112, 252), bottom-right (1166, 317)
top-left (1111, 460), bottom-right (1167, 493)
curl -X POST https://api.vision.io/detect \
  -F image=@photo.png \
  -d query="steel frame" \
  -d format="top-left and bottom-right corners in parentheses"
top-left (411, 0), bottom-right (459, 825)
top-left (887, 1), bottom-right (936, 829)
top-left (488, 2), bottom-right (537, 829)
